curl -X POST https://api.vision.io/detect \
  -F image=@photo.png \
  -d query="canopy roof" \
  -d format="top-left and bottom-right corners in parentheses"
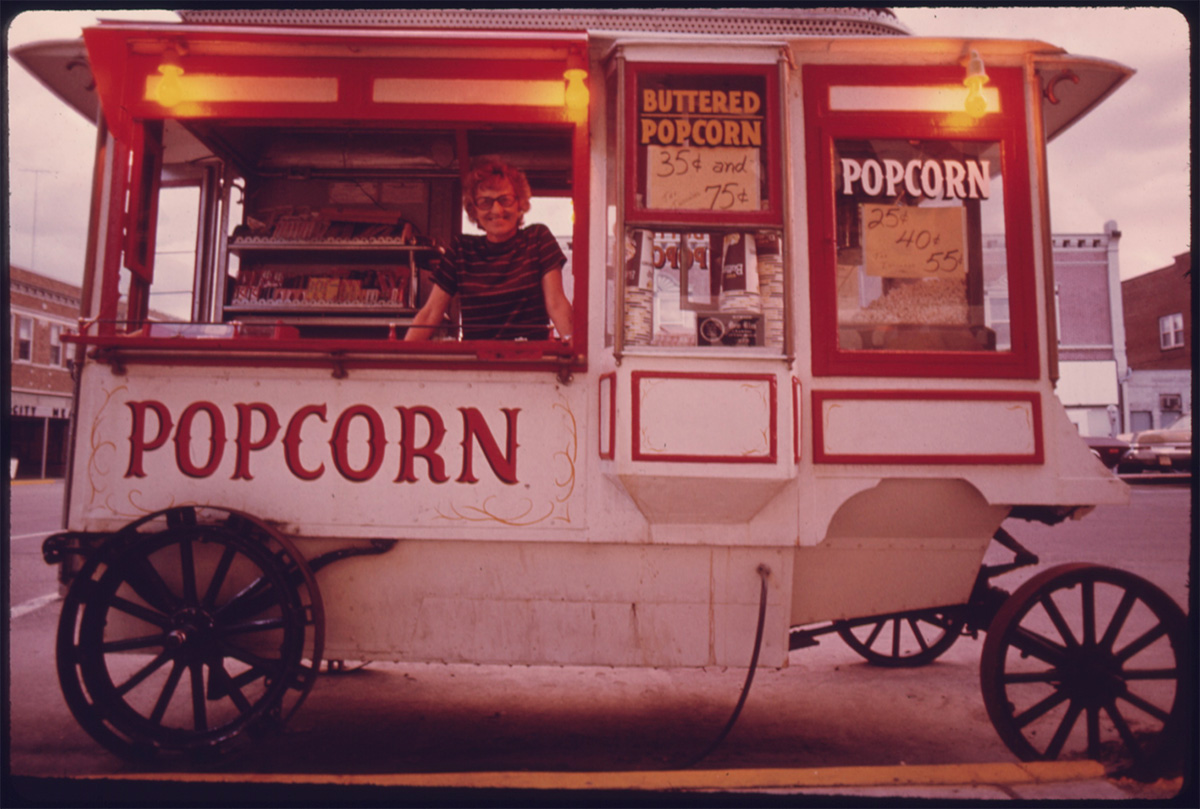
top-left (11, 21), bottom-right (1132, 153)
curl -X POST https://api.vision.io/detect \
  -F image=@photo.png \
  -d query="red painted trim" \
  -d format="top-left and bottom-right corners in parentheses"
top-left (624, 61), bottom-right (783, 228)
top-left (67, 331), bottom-right (586, 375)
top-left (792, 376), bottom-right (802, 465)
top-left (84, 25), bottom-right (587, 142)
top-left (570, 116), bottom-right (590, 360)
top-left (803, 64), bottom-right (1039, 381)
top-left (630, 370), bottom-right (777, 464)
top-left (598, 372), bottom-right (616, 460)
top-left (810, 389), bottom-right (1044, 465)
top-left (98, 137), bottom-right (129, 335)
top-left (67, 330), bottom-right (573, 356)
top-left (124, 120), bottom-right (162, 284)
top-left (81, 352), bottom-right (586, 376)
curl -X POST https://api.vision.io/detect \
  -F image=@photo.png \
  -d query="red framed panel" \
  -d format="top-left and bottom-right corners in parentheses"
top-left (792, 376), bottom-right (802, 465)
top-left (810, 389), bottom-right (1044, 465)
top-left (803, 64), bottom-right (1039, 380)
top-left (624, 61), bottom-right (783, 229)
top-left (630, 370), bottom-right (777, 464)
top-left (598, 372), bottom-right (616, 460)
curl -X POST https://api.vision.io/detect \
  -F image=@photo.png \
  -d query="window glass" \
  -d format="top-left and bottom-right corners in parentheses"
top-left (986, 294), bottom-right (1011, 351)
top-left (49, 324), bottom-right (63, 366)
top-left (152, 186), bottom-right (201, 321)
top-left (15, 316), bottom-right (32, 361)
top-left (623, 228), bottom-right (784, 348)
top-left (1159, 313), bottom-right (1184, 349)
top-left (833, 138), bottom-right (1005, 353)
top-left (1130, 410), bottom-right (1153, 432)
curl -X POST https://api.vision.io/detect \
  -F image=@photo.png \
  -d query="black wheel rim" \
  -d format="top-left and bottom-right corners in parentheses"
top-left (836, 608), bottom-right (965, 667)
top-left (980, 563), bottom-right (1188, 773)
top-left (55, 507), bottom-right (323, 758)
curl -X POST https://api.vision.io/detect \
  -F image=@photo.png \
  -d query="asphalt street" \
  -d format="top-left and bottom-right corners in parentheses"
top-left (5, 478), bottom-right (1194, 805)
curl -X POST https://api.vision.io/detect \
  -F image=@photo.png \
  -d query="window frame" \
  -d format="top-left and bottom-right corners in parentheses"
top-left (624, 61), bottom-right (784, 230)
top-left (614, 55), bottom-right (791, 358)
top-left (76, 25), bottom-right (591, 374)
top-left (49, 323), bottom-right (64, 366)
top-left (803, 64), bottom-right (1039, 380)
top-left (14, 315), bottom-right (33, 362)
top-left (1159, 312), bottom-right (1184, 350)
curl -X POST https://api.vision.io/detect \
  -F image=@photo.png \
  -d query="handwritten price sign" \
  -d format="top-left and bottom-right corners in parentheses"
top-left (646, 146), bottom-right (761, 211)
top-left (861, 204), bottom-right (966, 279)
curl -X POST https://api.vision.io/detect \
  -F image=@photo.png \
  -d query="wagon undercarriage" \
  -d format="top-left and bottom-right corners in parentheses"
top-left (42, 505), bottom-right (1189, 778)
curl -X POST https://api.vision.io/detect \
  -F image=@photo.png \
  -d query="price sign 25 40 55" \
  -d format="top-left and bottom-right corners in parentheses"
top-left (861, 203), bottom-right (966, 278)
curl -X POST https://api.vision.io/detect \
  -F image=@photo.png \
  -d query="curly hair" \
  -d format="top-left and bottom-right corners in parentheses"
top-left (462, 155), bottom-right (533, 228)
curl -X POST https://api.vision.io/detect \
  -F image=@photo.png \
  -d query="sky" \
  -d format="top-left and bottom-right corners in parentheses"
top-left (5, 6), bottom-right (1193, 318)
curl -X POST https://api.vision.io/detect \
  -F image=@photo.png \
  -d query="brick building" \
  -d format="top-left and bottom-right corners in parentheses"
top-left (1048, 221), bottom-right (1128, 437)
top-left (1121, 251), bottom-right (1193, 432)
top-left (985, 221), bottom-right (1127, 437)
top-left (8, 264), bottom-right (79, 478)
top-left (8, 264), bottom-right (181, 478)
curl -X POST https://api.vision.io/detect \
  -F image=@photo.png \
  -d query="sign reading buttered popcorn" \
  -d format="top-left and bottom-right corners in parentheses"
top-left (638, 72), bottom-right (767, 212)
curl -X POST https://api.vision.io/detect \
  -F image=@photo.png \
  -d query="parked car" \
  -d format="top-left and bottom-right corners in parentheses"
top-left (1120, 413), bottom-right (1192, 473)
top-left (1083, 434), bottom-right (1130, 470)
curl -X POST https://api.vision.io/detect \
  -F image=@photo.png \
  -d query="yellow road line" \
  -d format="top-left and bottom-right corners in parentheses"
top-left (75, 760), bottom-right (1107, 791)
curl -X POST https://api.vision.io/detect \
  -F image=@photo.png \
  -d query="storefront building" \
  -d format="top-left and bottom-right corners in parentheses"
top-left (1045, 221), bottom-right (1128, 436)
top-left (9, 265), bottom-right (78, 478)
top-left (1122, 251), bottom-right (1193, 431)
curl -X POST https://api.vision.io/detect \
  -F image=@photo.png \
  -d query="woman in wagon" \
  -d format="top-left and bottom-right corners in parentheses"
top-left (405, 156), bottom-right (573, 342)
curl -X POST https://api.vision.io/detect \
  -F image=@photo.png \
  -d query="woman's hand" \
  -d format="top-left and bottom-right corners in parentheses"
top-left (404, 284), bottom-right (453, 340)
top-left (541, 268), bottom-right (573, 343)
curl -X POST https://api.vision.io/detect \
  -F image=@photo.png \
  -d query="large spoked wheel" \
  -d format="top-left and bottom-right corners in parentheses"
top-left (55, 506), bottom-right (324, 759)
top-left (835, 608), bottom-right (965, 667)
top-left (981, 563), bottom-right (1189, 777)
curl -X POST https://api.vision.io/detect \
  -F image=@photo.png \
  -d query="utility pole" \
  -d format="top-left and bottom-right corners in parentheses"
top-left (19, 168), bottom-right (56, 269)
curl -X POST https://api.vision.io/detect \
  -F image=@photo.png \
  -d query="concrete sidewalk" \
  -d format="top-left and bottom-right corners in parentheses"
top-left (7, 762), bottom-right (1186, 804)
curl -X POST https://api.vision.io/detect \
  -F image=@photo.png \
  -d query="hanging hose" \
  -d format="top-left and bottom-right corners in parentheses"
top-left (679, 563), bottom-right (772, 769)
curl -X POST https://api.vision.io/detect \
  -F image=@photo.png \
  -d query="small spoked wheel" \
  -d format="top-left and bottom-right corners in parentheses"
top-left (835, 608), bottom-right (965, 667)
top-left (56, 506), bottom-right (324, 759)
top-left (980, 563), bottom-right (1188, 777)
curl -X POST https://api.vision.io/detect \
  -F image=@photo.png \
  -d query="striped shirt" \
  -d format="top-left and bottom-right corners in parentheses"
top-left (434, 224), bottom-right (566, 340)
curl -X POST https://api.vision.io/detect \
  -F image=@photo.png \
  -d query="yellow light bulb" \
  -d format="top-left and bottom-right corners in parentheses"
top-left (564, 68), bottom-right (588, 112)
top-left (963, 49), bottom-right (989, 118)
top-left (964, 76), bottom-right (987, 118)
top-left (156, 63), bottom-right (184, 107)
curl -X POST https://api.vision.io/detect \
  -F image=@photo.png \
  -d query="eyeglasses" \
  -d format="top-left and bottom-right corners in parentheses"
top-left (474, 194), bottom-right (517, 210)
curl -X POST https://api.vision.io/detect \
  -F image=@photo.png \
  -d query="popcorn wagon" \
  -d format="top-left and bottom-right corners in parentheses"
top-left (15, 8), bottom-right (1187, 773)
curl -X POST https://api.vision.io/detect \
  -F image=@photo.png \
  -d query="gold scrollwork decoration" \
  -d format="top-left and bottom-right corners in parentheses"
top-left (86, 384), bottom-right (127, 508)
top-left (438, 393), bottom-right (579, 527)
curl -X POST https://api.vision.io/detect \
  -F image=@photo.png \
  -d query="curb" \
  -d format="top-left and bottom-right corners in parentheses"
top-left (75, 760), bottom-right (1107, 791)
